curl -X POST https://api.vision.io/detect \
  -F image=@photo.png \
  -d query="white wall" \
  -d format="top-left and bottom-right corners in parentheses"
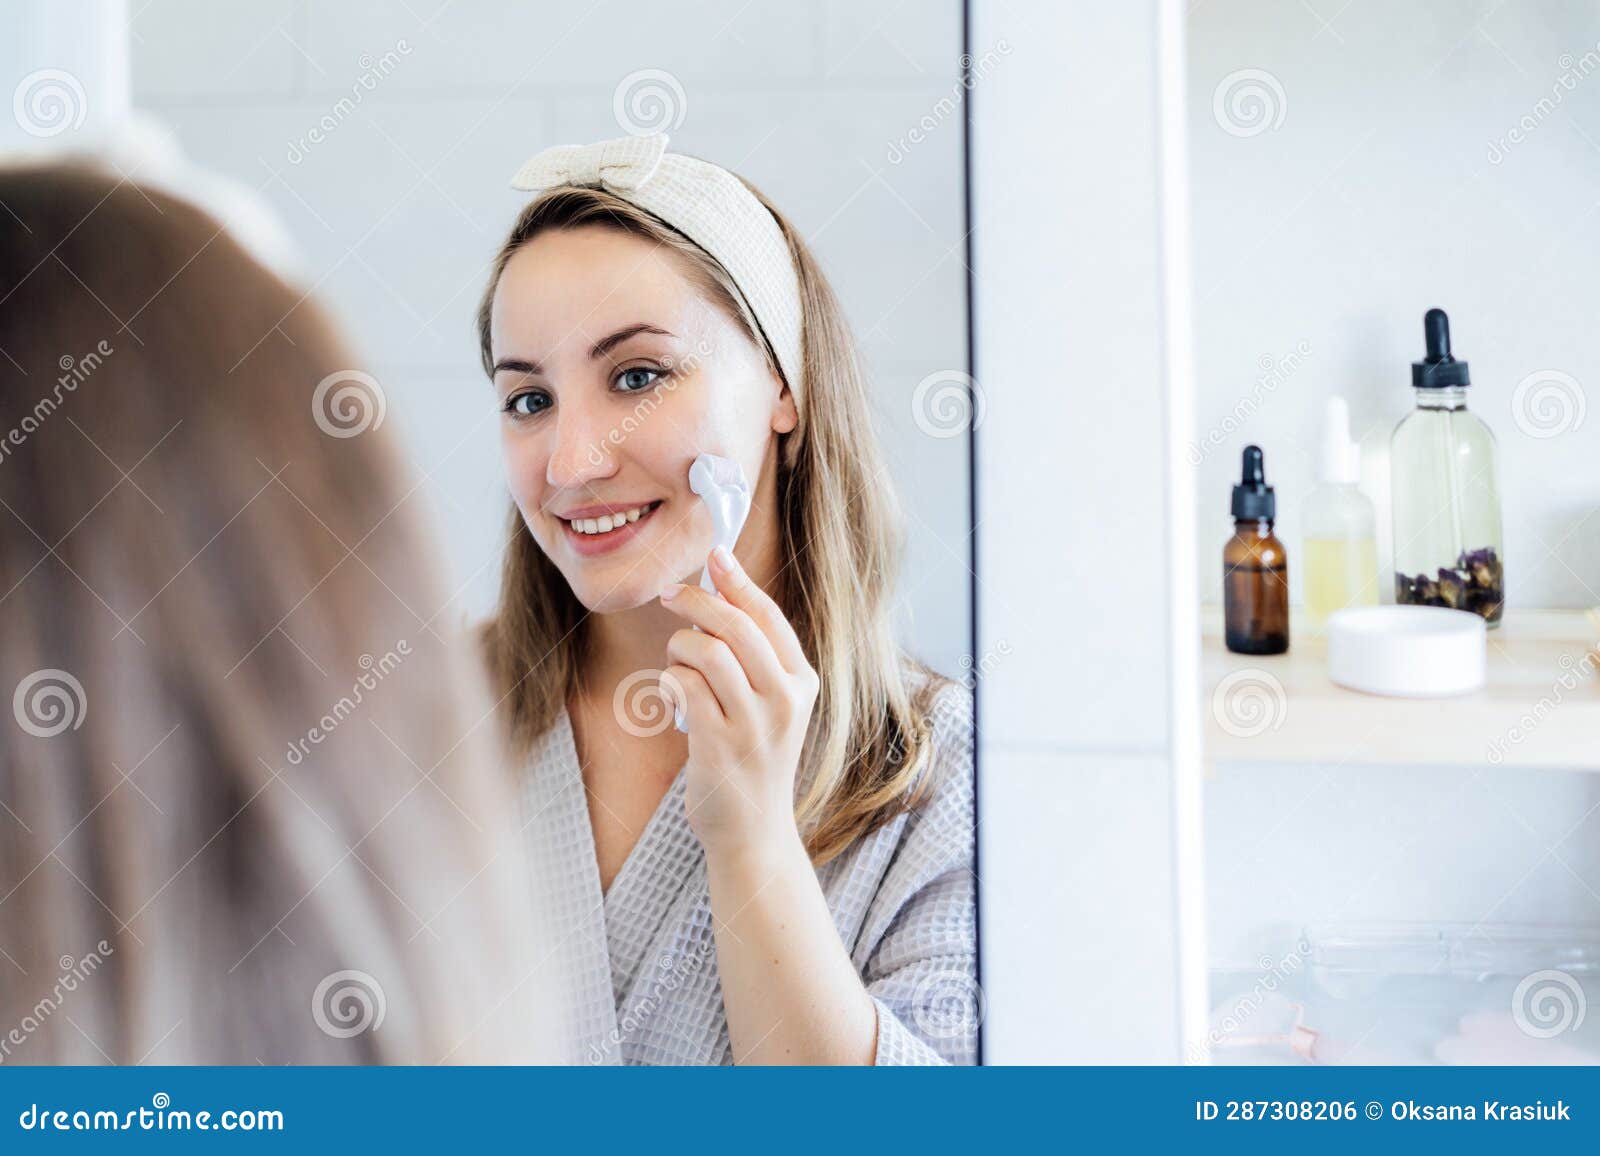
top-left (125, 0), bottom-right (971, 676)
top-left (974, 0), bottom-right (1205, 1062)
top-left (1189, 0), bottom-right (1599, 611)
top-left (1189, 0), bottom-right (1600, 1034)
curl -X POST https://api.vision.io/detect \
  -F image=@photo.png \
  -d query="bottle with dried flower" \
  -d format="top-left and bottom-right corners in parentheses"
top-left (1391, 309), bottom-right (1504, 625)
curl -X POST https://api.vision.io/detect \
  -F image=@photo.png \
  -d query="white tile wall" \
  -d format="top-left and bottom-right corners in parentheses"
top-left (973, 0), bottom-right (1199, 1062)
top-left (128, 0), bottom-right (971, 675)
top-left (1204, 761), bottom-right (1600, 964)
top-left (1188, 0), bottom-right (1600, 613)
top-left (1189, 0), bottom-right (1600, 1006)
top-left (980, 749), bottom-right (1182, 1062)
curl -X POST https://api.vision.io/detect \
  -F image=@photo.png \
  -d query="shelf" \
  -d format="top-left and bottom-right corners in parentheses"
top-left (1201, 607), bottom-right (1600, 771)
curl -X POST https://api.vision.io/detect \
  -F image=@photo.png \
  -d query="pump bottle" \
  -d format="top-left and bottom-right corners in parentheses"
top-left (1303, 397), bottom-right (1378, 630)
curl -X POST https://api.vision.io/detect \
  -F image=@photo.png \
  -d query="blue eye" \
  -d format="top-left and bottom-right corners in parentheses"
top-left (505, 390), bottom-right (549, 417)
top-left (617, 366), bottom-right (663, 393)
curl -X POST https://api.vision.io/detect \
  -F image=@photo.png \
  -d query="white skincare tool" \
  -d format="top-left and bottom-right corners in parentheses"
top-left (674, 452), bottom-right (753, 732)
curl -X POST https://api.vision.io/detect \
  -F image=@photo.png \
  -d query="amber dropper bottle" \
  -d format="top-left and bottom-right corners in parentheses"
top-left (1223, 444), bottom-right (1290, 655)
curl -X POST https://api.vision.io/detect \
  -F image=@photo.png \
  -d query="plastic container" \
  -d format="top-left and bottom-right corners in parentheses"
top-left (1326, 605), bottom-right (1485, 697)
top-left (1205, 922), bottom-right (1600, 1065)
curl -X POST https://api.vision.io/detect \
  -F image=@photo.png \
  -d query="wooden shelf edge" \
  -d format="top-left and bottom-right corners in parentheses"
top-left (1200, 607), bottom-right (1600, 772)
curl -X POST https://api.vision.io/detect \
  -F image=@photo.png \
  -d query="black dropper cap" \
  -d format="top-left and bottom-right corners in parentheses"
top-left (1231, 444), bottom-right (1276, 521)
top-left (1411, 307), bottom-right (1471, 388)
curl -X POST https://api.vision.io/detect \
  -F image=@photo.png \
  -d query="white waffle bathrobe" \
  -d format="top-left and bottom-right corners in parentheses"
top-left (518, 672), bottom-right (977, 1065)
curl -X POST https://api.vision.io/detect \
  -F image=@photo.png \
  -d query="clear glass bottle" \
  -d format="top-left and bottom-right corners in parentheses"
top-left (1303, 397), bottom-right (1378, 631)
top-left (1390, 309), bottom-right (1504, 625)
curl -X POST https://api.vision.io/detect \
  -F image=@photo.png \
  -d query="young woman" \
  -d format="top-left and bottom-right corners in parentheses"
top-left (478, 134), bottom-right (977, 1065)
top-left (0, 165), bottom-right (553, 1063)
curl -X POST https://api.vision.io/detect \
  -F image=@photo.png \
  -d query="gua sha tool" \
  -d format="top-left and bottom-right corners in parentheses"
top-left (674, 452), bottom-right (753, 733)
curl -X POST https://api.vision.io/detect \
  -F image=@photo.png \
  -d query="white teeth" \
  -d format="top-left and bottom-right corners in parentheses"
top-left (567, 502), bottom-right (655, 535)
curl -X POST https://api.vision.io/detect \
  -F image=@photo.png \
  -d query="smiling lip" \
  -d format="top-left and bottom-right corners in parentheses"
top-left (555, 500), bottom-right (659, 521)
top-left (558, 501), bottom-right (662, 558)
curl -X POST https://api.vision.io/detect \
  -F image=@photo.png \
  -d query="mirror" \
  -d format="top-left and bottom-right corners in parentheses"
top-left (0, 0), bottom-right (978, 1066)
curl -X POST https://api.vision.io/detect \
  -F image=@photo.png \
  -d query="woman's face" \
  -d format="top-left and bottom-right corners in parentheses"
top-left (489, 224), bottom-right (797, 614)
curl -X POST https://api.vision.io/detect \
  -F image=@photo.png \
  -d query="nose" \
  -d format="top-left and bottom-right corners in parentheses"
top-left (545, 398), bottom-right (620, 493)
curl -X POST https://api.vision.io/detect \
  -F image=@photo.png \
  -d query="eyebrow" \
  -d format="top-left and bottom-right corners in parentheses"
top-left (492, 323), bottom-right (675, 376)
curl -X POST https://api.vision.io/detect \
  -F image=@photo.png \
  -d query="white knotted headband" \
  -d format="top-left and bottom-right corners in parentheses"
top-left (511, 133), bottom-right (804, 403)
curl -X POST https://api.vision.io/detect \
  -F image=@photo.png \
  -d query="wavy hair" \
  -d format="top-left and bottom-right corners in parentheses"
top-left (0, 164), bottom-right (550, 1062)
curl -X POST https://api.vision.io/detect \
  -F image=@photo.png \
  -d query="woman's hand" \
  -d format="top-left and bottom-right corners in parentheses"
top-left (661, 546), bottom-right (878, 1064)
top-left (658, 545), bottom-right (819, 857)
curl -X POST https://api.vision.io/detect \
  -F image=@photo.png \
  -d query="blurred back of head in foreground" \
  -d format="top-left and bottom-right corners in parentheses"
top-left (0, 164), bottom-right (554, 1063)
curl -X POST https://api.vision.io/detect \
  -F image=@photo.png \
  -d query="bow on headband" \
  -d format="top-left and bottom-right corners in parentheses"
top-left (510, 133), bottom-right (669, 194)
top-left (504, 132), bottom-right (807, 404)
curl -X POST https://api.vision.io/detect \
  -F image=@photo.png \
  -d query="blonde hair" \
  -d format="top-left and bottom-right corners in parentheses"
top-left (0, 165), bottom-right (550, 1063)
top-left (477, 179), bottom-right (951, 865)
